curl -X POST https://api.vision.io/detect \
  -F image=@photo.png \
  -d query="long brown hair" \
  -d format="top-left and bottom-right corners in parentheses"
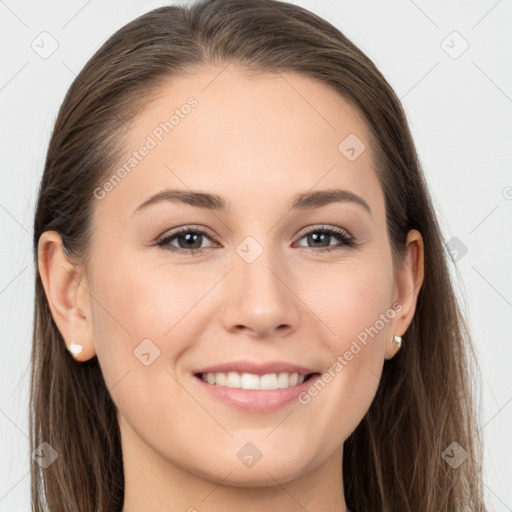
top-left (31, 1), bottom-right (487, 510)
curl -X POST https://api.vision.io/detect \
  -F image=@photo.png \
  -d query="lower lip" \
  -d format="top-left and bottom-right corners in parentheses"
top-left (192, 374), bottom-right (320, 412)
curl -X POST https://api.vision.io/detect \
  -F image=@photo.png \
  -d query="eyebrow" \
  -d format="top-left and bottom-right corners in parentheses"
top-left (133, 188), bottom-right (372, 216)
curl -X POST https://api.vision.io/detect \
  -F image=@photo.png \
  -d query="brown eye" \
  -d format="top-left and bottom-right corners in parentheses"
top-left (157, 227), bottom-right (217, 255)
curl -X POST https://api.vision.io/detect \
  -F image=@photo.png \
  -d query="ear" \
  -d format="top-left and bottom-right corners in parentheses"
top-left (384, 229), bottom-right (424, 360)
top-left (37, 231), bottom-right (96, 362)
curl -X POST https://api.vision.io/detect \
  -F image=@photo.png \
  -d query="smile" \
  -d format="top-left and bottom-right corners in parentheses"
top-left (196, 371), bottom-right (318, 390)
top-left (193, 373), bottom-right (321, 412)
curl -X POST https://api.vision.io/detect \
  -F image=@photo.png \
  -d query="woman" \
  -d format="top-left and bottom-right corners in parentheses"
top-left (30, 0), bottom-right (487, 510)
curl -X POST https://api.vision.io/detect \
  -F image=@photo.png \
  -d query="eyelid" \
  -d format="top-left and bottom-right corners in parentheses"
top-left (156, 224), bottom-right (216, 242)
top-left (294, 224), bottom-right (351, 240)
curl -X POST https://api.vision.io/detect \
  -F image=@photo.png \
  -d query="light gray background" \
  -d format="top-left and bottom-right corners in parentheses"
top-left (1, 0), bottom-right (511, 510)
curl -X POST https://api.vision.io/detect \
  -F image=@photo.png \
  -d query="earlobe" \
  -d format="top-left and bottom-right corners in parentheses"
top-left (385, 229), bottom-right (425, 360)
top-left (37, 231), bottom-right (96, 362)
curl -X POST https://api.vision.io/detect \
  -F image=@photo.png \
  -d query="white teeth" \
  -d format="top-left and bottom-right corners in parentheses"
top-left (216, 372), bottom-right (226, 386)
top-left (241, 373), bottom-right (260, 389)
top-left (225, 372), bottom-right (242, 388)
top-left (277, 372), bottom-right (290, 388)
top-left (200, 371), bottom-right (308, 390)
top-left (260, 373), bottom-right (278, 390)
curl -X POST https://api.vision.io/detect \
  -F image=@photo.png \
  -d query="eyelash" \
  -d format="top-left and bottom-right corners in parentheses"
top-left (156, 225), bottom-right (357, 255)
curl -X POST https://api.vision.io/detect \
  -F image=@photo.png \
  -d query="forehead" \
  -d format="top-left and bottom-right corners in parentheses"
top-left (93, 64), bottom-right (383, 220)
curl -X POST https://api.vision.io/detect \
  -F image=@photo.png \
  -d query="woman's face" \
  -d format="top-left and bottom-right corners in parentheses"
top-left (79, 65), bottom-right (420, 487)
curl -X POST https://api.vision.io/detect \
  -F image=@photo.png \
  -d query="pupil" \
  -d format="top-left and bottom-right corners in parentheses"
top-left (180, 233), bottom-right (200, 249)
top-left (310, 232), bottom-right (329, 247)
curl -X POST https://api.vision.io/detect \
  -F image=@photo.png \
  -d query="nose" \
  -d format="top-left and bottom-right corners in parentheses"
top-left (220, 245), bottom-right (302, 339)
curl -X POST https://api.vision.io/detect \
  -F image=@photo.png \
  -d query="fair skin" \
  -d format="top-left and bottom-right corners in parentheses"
top-left (38, 65), bottom-right (424, 512)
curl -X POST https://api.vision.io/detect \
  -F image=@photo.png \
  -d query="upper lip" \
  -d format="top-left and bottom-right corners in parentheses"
top-left (194, 360), bottom-right (319, 376)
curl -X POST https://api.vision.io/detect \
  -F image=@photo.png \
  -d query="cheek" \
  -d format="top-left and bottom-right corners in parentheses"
top-left (88, 254), bottom-right (212, 387)
top-left (88, 258), bottom-right (217, 445)
top-left (293, 259), bottom-right (394, 444)
top-left (300, 257), bottom-right (394, 353)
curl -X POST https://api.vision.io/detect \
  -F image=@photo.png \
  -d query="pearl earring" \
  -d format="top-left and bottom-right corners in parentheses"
top-left (392, 335), bottom-right (402, 350)
top-left (68, 342), bottom-right (83, 358)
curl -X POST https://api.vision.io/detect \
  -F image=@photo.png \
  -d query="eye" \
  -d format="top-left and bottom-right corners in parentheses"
top-left (293, 225), bottom-right (356, 253)
top-left (156, 224), bottom-right (356, 256)
top-left (156, 226), bottom-right (217, 255)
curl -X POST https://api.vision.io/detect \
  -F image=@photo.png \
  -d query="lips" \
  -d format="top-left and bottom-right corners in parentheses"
top-left (191, 360), bottom-right (321, 412)
top-left (192, 371), bottom-right (321, 412)
top-left (194, 359), bottom-right (318, 376)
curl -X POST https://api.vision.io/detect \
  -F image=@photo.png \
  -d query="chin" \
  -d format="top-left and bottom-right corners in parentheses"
top-left (184, 445), bottom-right (321, 488)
